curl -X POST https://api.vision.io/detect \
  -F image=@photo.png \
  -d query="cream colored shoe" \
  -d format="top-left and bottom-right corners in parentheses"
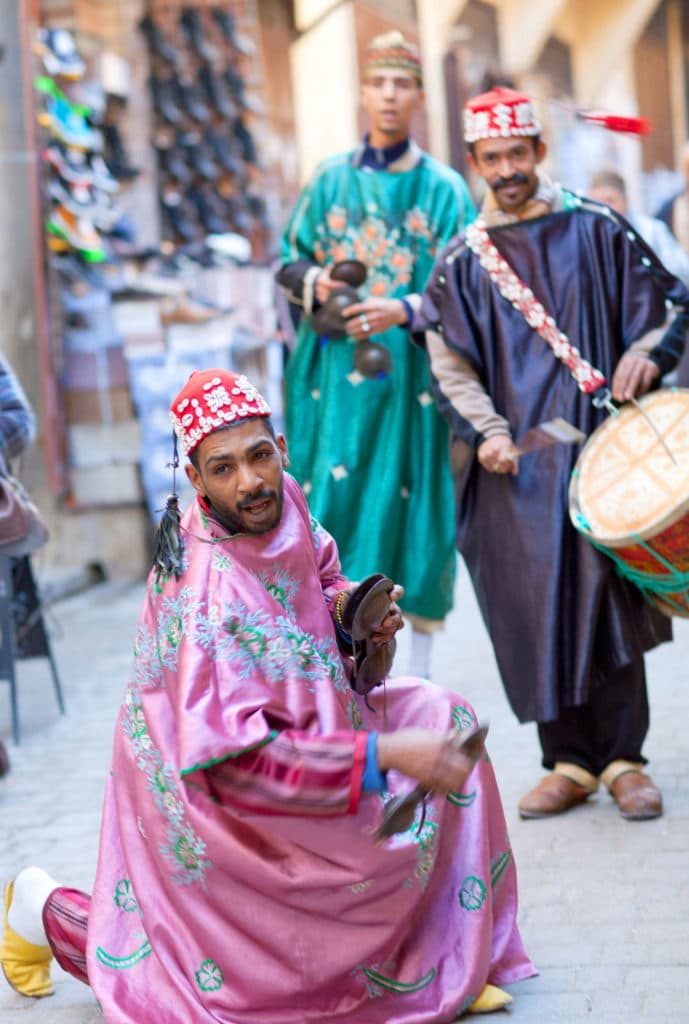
top-left (466, 983), bottom-right (513, 1014)
top-left (0, 881), bottom-right (54, 997)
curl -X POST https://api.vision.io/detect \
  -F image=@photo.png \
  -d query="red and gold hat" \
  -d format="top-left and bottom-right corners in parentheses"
top-left (170, 369), bottom-right (271, 456)
top-left (463, 86), bottom-right (541, 144)
top-left (363, 30), bottom-right (422, 84)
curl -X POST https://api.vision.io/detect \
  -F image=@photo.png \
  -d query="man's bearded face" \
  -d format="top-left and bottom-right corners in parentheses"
top-left (186, 420), bottom-right (289, 536)
top-left (469, 136), bottom-right (545, 214)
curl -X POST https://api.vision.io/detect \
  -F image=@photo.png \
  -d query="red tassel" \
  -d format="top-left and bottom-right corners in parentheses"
top-left (576, 111), bottom-right (653, 136)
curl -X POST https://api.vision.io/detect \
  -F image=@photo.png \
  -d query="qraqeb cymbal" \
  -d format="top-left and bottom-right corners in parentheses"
top-left (331, 259), bottom-right (367, 287)
top-left (311, 287), bottom-right (359, 338)
top-left (355, 340), bottom-right (393, 378)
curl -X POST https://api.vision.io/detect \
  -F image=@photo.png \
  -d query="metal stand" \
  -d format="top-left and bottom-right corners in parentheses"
top-left (0, 555), bottom-right (65, 744)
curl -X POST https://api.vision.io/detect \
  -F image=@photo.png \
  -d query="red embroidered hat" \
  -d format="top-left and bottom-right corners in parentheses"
top-left (463, 86), bottom-right (541, 144)
top-left (170, 369), bottom-right (271, 456)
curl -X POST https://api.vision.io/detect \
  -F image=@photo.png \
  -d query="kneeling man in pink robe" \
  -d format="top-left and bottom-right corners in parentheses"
top-left (1, 369), bottom-right (534, 1022)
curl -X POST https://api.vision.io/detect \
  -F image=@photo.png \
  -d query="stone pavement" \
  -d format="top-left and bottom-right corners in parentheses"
top-left (0, 569), bottom-right (688, 1023)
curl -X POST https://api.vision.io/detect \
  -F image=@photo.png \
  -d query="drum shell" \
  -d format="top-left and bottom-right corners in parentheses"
top-left (569, 389), bottom-right (689, 618)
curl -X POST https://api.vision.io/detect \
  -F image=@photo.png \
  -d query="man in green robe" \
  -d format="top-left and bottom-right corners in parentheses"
top-left (276, 32), bottom-right (475, 676)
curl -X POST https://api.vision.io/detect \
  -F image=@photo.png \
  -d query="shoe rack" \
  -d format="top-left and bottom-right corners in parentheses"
top-left (30, 13), bottom-right (147, 509)
top-left (141, 0), bottom-right (272, 258)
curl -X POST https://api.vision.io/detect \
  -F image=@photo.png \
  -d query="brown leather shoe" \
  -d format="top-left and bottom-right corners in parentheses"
top-left (609, 771), bottom-right (663, 820)
top-left (518, 772), bottom-right (591, 819)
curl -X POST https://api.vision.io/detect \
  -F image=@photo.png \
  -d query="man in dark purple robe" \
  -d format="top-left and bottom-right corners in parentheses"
top-left (421, 87), bottom-right (689, 821)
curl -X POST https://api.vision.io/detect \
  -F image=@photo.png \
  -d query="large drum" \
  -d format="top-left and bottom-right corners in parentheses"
top-left (569, 388), bottom-right (689, 617)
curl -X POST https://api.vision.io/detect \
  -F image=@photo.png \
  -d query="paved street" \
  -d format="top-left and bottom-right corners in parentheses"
top-left (1, 567), bottom-right (688, 1022)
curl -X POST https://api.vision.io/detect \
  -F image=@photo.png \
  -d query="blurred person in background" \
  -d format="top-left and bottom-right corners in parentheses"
top-left (276, 31), bottom-right (475, 680)
top-left (655, 140), bottom-right (689, 251)
top-left (0, 354), bottom-right (37, 778)
top-left (589, 169), bottom-right (689, 287)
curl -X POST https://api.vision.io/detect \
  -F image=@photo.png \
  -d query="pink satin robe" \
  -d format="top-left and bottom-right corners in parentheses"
top-left (87, 474), bottom-right (534, 1022)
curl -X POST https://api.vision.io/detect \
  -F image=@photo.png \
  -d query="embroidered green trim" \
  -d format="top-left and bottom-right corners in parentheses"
top-left (180, 731), bottom-right (279, 775)
top-left (96, 940), bottom-right (152, 970)
top-left (446, 789), bottom-right (477, 808)
top-left (363, 966), bottom-right (436, 994)
top-left (490, 849), bottom-right (512, 888)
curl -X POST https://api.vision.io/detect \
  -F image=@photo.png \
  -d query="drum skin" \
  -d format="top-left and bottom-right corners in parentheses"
top-left (569, 388), bottom-right (689, 617)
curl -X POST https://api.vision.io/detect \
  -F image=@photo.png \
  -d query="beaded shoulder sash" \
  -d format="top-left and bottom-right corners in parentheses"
top-left (465, 217), bottom-right (607, 395)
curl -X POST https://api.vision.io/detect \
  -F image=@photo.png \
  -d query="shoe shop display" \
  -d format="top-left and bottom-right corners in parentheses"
top-left (36, 76), bottom-right (100, 151)
top-left (210, 7), bottom-right (255, 56)
top-left (160, 190), bottom-right (200, 244)
top-left (42, 141), bottom-right (91, 185)
top-left (206, 128), bottom-right (243, 177)
top-left (142, 5), bottom-right (269, 251)
top-left (139, 14), bottom-right (179, 66)
top-left (232, 116), bottom-right (259, 166)
top-left (101, 122), bottom-right (140, 182)
top-left (187, 183), bottom-right (228, 235)
top-left (198, 64), bottom-right (237, 121)
top-left (160, 295), bottom-right (222, 326)
top-left (149, 74), bottom-right (185, 127)
top-left (46, 206), bottom-right (106, 262)
top-left (180, 6), bottom-right (218, 63)
top-left (155, 132), bottom-right (193, 185)
top-left (35, 27), bottom-right (85, 80)
top-left (172, 77), bottom-right (211, 125)
top-left (179, 131), bottom-right (220, 182)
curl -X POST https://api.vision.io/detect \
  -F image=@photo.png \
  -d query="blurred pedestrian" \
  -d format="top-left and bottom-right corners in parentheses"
top-left (422, 87), bottom-right (689, 822)
top-left (655, 140), bottom-right (689, 250)
top-left (589, 168), bottom-right (689, 286)
top-left (276, 31), bottom-right (475, 679)
top-left (0, 354), bottom-right (37, 778)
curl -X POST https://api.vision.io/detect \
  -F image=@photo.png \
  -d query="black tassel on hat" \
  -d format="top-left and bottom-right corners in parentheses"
top-left (152, 432), bottom-right (184, 582)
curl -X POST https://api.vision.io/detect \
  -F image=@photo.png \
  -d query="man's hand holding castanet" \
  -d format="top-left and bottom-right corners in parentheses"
top-left (376, 727), bottom-right (483, 795)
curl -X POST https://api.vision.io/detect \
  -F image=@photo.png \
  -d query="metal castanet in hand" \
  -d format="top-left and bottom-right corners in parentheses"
top-left (376, 722), bottom-right (489, 840)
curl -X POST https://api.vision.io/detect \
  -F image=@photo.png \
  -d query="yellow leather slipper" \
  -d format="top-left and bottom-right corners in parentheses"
top-left (467, 983), bottom-right (513, 1014)
top-left (0, 881), bottom-right (54, 997)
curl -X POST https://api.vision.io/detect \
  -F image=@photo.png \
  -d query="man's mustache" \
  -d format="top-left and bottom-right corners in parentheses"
top-left (237, 489), bottom-right (277, 510)
top-left (493, 173), bottom-right (529, 190)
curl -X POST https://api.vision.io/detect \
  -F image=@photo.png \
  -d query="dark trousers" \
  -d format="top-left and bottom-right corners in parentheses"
top-left (538, 658), bottom-right (649, 776)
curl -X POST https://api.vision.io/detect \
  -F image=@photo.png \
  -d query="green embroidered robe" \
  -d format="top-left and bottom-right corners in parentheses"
top-left (279, 146), bottom-right (475, 624)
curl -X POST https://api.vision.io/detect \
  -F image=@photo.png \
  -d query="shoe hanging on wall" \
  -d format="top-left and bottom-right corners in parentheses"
top-left (154, 131), bottom-right (193, 184)
top-left (198, 64), bottom-right (237, 121)
top-left (36, 76), bottom-right (100, 151)
top-left (172, 78), bottom-right (211, 125)
top-left (35, 28), bottom-right (85, 79)
top-left (179, 7), bottom-right (217, 62)
top-left (139, 15), bottom-right (179, 66)
top-left (46, 205), bottom-right (106, 261)
top-left (205, 128), bottom-right (243, 178)
top-left (179, 131), bottom-right (220, 182)
top-left (160, 190), bottom-right (200, 244)
top-left (149, 74), bottom-right (184, 127)
top-left (209, 7), bottom-right (256, 57)
top-left (101, 122), bottom-right (140, 182)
